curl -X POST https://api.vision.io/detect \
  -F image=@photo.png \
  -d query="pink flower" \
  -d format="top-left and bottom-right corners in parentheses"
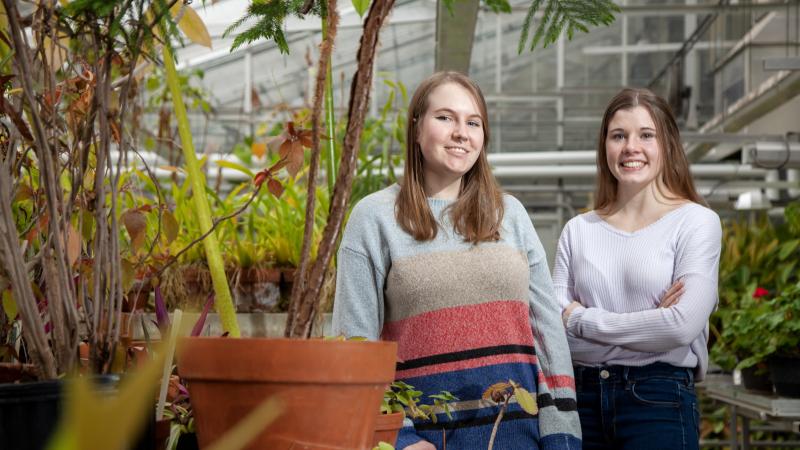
top-left (752, 287), bottom-right (769, 299)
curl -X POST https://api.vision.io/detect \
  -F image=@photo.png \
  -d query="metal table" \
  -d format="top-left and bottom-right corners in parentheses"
top-left (700, 377), bottom-right (800, 449)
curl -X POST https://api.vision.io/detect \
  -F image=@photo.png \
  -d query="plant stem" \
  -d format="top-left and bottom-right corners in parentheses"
top-left (286, 0), bottom-right (396, 338)
top-left (162, 43), bottom-right (240, 337)
top-left (487, 396), bottom-right (510, 450)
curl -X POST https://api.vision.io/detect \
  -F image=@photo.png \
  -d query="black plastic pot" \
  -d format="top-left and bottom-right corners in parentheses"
top-left (769, 356), bottom-right (800, 398)
top-left (741, 365), bottom-right (773, 393)
top-left (0, 376), bottom-right (155, 450)
top-left (0, 380), bottom-right (62, 450)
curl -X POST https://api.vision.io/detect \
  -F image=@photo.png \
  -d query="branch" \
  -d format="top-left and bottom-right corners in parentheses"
top-left (286, 0), bottom-right (396, 338)
top-left (287, 0), bottom-right (339, 334)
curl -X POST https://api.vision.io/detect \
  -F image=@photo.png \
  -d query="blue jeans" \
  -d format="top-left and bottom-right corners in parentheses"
top-left (574, 363), bottom-right (700, 450)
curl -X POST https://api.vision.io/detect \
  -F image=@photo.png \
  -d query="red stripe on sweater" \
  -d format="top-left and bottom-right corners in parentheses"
top-left (539, 374), bottom-right (576, 390)
top-left (396, 353), bottom-right (539, 379)
top-left (381, 300), bottom-right (534, 362)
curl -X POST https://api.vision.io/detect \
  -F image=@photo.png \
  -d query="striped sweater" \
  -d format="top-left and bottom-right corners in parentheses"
top-left (332, 184), bottom-right (581, 450)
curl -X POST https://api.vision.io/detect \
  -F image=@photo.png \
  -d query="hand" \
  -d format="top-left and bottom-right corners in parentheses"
top-left (562, 301), bottom-right (582, 327)
top-left (658, 279), bottom-right (684, 308)
top-left (404, 440), bottom-right (436, 450)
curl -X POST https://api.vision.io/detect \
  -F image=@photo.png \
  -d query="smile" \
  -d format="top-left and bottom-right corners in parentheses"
top-left (621, 161), bottom-right (645, 168)
top-left (445, 146), bottom-right (469, 154)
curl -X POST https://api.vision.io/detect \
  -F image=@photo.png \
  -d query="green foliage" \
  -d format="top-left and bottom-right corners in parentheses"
top-left (518, 0), bottom-right (620, 53)
top-left (352, 0), bottom-right (371, 17)
top-left (381, 381), bottom-right (459, 423)
top-left (224, 0), bottom-right (323, 54)
top-left (710, 203), bottom-right (800, 370)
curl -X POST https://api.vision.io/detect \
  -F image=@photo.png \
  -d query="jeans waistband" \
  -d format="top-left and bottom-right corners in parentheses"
top-left (573, 362), bottom-right (694, 386)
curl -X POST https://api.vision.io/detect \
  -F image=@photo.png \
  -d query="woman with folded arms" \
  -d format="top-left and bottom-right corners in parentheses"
top-left (554, 88), bottom-right (721, 450)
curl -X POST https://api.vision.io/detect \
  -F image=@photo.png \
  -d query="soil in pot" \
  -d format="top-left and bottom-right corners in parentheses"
top-left (178, 337), bottom-right (397, 450)
top-left (769, 356), bottom-right (800, 398)
top-left (372, 411), bottom-right (404, 448)
top-left (741, 365), bottom-right (773, 393)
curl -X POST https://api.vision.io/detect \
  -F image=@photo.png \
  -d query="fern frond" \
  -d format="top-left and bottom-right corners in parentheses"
top-left (518, 0), bottom-right (620, 53)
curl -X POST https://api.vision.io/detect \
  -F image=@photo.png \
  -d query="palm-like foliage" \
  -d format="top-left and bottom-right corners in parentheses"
top-left (518, 0), bottom-right (620, 53)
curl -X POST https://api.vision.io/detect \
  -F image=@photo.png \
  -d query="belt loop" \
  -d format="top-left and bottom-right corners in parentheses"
top-left (623, 366), bottom-right (630, 381)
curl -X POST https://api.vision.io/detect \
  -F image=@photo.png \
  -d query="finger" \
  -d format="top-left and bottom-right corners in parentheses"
top-left (660, 287), bottom-right (685, 308)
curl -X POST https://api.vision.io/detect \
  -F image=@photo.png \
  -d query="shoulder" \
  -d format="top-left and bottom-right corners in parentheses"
top-left (346, 185), bottom-right (399, 228)
top-left (341, 184), bottom-right (399, 249)
top-left (676, 202), bottom-right (721, 231)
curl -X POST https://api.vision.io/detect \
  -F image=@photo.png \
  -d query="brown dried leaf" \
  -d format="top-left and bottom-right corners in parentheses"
top-left (66, 224), bottom-right (81, 267)
top-left (286, 141), bottom-right (304, 178)
top-left (121, 209), bottom-right (147, 252)
top-left (482, 382), bottom-right (512, 403)
top-left (278, 139), bottom-right (292, 159)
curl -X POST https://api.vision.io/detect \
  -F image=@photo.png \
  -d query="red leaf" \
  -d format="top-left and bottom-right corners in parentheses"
top-left (253, 171), bottom-right (268, 188)
top-left (286, 121), bottom-right (296, 136)
top-left (267, 178), bottom-right (284, 198)
top-left (286, 141), bottom-right (304, 177)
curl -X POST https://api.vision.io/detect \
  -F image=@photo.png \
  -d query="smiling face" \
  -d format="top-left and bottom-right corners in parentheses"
top-left (605, 106), bottom-right (663, 191)
top-left (416, 82), bottom-right (485, 197)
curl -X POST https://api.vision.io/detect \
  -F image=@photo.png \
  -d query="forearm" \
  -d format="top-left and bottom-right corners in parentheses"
top-left (566, 276), bottom-right (716, 352)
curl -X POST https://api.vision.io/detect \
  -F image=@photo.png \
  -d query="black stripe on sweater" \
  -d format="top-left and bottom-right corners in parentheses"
top-left (415, 410), bottom-right (535, 431)
top-left (396, 344), bottom-right (536, 371)
top-left (413, 394), bottom-right (577, 431)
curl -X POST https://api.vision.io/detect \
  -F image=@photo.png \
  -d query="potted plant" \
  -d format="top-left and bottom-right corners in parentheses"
top-left (376, 380), bottom-right (459, 448)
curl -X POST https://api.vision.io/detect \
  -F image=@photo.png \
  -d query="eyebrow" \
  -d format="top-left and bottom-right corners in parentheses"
top-left (431, 108), bottom-right (483, 120)
top-left (608, 127), bottom-right (656, 133)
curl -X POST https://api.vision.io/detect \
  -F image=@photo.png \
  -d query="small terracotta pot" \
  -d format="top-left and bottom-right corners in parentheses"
top-left (177, 337), bottom-right (397, 450)
top-left (372, 411), bottom-right (404, 448)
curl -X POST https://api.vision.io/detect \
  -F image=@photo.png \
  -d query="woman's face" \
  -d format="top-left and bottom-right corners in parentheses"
top-left (605, 106), bottom-right (662, 190)
top-left (416, 82), bottom-right (484, 192)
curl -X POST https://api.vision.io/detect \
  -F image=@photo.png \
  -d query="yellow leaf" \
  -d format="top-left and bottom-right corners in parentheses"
top-left (514, 387), bottom-right (538, 416)
top-left (2, 289), bottom-right (17, 320)
top-left (162, 210), bottom-right (179, 245)
top-left (171, 3), bottom-right (212, 49)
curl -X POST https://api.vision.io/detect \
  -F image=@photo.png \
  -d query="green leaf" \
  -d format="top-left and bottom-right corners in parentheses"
top-left (2, 289), bottom-right (17, 320)
top-left (215, 160), bottom-right (255, 177)
top-left (352, 0), bottom-right (370, 17)
top-left (778, 239), bottom-right (799, 260)
top-left (514, 387), bottom-right (539, 415)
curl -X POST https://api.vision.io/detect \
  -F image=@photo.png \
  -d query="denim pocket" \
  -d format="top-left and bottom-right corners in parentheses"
top-left (630, 377), bottom-right (681, 407)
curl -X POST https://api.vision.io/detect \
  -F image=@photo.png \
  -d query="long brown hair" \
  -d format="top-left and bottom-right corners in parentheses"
top-left (594, 88), bottom-right (704, 211)
top-left (396, 71), bottom-right (504, 243)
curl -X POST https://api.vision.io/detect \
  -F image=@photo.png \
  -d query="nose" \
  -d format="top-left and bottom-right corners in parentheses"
top-left (452, 122), bottom-right (467, 141)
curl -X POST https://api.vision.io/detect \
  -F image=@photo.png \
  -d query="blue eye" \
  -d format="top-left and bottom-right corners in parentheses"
top-left (611, 134), bottom-right (625, 141)
top-left (435, 115), bottom-right (452, 122)
top-left (468, 120), bottom-right (481, 127)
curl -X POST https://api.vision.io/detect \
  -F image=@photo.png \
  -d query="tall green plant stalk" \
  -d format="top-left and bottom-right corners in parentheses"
top-left (323, 15), bottom-right (337, 193)
top-left (162, 44), bottom-right (240, 337)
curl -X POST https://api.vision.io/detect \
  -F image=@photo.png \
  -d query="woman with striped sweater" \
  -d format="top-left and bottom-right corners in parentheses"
top-left (332, 71), bottom-right (581, 449)
top-left (554, 88), bottom-right (721, 450)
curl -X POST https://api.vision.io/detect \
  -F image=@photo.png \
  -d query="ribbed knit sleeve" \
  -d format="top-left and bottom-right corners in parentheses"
top-left (509, 199), bottom-right (581, 449)
top-left (565, 207), bottom-right (721, 354)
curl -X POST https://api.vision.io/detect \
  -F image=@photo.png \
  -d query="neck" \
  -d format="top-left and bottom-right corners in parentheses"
top-left (424, 176), bottom-right (462, 200)
top-left (607, 181), bottom-right (679, 216)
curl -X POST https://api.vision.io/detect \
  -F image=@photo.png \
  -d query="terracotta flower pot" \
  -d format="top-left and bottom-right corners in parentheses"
top-left (177, 337), bottom-right (397, 450)
top-left (372, 411), bottom-right (404, 448)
